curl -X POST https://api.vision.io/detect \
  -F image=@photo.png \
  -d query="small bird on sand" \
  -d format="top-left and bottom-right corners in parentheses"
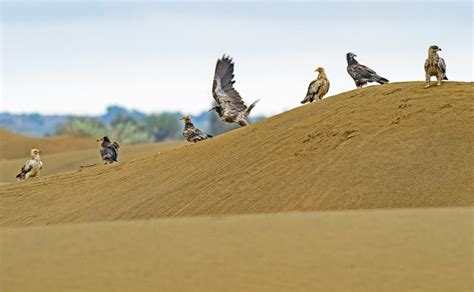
top-left (97, 136), bottom-right (119, 164)
top-left (209, 55), bottom-right (260, 127)
top-left (180, 116), bottom-right (212, 143)
top-left (424, 45), bottom-right (448, 88)
top-left (346, 52), bottom-right (389, 88)
top-left (301, 67), bottom-right (330, 104)
top-left (16, 149), bottom-right (43, 181)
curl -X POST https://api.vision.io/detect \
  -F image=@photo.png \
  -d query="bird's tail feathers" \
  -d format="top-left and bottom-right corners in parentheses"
top-left (376, 76), bottom-right (389, 84)
top-left (443, 75), bottom-right (448, 80)
top-left (207, 134), bottom-right (213, 138)
top-left (301, 94), bottom-right (313, 104)
top-left (245, 99), bottom-right (260, 116)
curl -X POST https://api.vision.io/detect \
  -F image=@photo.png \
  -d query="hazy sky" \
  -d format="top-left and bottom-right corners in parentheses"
top-left (1, 1), bottom-right (472, 116)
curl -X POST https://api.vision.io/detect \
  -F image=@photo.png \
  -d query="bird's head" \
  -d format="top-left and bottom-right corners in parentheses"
top-left (315, 67), bottom-right (325, 73)
top-left (180, 116), bottom-right (191, 121)
top-left (30, 149), bottom-right (41, 157)
top-left (347, 52), bottom-right (357, 59)
top-left (96, 136), bottom-right (110, 143)
top-left (429, 45), bottom-right (441, 52)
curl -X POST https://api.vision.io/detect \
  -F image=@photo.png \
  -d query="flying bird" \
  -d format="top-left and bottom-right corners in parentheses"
top-left (301, 67), bottom-right (330, 104)
top-left (180, 116), bottom-right (212, 143)
top-left (97, 136), bottom-right (119, 164)
top-left (210, 55), bottom-right (260, 127)
top-left (346, 52), bottom-right (389, 88)
top-left (16, 149), bottom-right (43, 181)
top-left (424, 45), bottom-right (448, 88)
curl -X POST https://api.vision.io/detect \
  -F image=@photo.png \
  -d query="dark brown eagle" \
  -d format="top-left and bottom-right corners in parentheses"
top-left (346, 52), bottom-right (389, 88)
top-left (424, 45), bottom-right (448, 88)
top-left (209, 55), bottom-right (260, 127)
top-left (97, 136), bottom-right (119, 164)
top-left (180, 116), bottom-right (212, 143)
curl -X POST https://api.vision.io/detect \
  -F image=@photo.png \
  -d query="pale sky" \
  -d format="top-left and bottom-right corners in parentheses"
top-left (1, 1), bottom-right (472, 116)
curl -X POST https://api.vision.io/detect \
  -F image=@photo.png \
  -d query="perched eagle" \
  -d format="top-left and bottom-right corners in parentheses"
top-left (180, 116), bottom-right (212, 143)
top-left (424, 45), bottom-right (448, 88)
top-left (209, 55), bottom-right (260, 127)
top-left (97, 136), bottom-right (119, 164)
top-left (301, 67), bottom-right (330, 104)
top-left (16, 149), bottom-right (43, 181)
top-left (346, 52), bottom-right (389, 88)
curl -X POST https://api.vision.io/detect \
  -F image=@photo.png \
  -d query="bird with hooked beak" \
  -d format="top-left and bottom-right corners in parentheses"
top-left (210, 55), bottom-right (260, 127)
top-left (16, 149), bottom-right (43, 181)
top-left (424, 45), bottom-right (448, 88)
top-left (180, 116), bottom-right (213, 143)
top-left (301, 67), bottom-right (330, 104)
top-left (346, 52), bottom-right (389, 88)
top-left (97, 136), bottom-right (120, 164)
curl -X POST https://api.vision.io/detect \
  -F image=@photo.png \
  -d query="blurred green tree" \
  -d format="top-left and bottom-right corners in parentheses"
top-left (143, 113), bottom-right (181, 141)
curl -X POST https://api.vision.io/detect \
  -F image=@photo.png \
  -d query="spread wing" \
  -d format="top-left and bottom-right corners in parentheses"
top-left (212, 55), bottom-right (247, 113)
top-left (348, 63), bottom-right (378, 81)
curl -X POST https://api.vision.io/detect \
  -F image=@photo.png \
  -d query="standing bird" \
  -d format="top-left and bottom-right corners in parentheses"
top-left (424, 45), bottom-right (448, 88)
top-left (16, 149), bottom-right (43, 181)
top-left (97, 136), bottom-right (119, 164)
top-left (180, 116), bottom-right (212, 143)
top-left (301, 67), bottom-right (330, 104)
top-left (210, 55), bottom-right (260, 127)
top-left (346, 52), bottom-right (389, 88)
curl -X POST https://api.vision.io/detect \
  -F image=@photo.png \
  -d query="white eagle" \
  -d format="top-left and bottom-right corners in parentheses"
top-left (16, 149), bottom-right (43, 181)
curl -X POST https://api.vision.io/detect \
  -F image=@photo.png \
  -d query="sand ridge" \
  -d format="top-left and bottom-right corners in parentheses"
top-left (0, 141), bottom-right (183, 183)
top-left (1, 82), bottom-right (473, 227)
top-left (0, 130), bottom-right (98, 160)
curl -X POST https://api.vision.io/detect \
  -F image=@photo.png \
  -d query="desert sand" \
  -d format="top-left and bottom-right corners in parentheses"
top-left (1, 82), bottom-right (472, 226)
top-left (1, 82), bottom-right (473, 291)
top-left (0, 139), bottom-right (182, 184)
top-left (0, 130), bottom-right (98, 160)
top-left (2, 208), bottom-right (472, 291)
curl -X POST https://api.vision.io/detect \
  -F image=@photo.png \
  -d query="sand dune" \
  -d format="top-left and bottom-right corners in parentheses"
top-left (1, 82), bottom-right (472, 291)
top-left (0, 142), bottom-right (182, 183)
top-left (2, 208), bottom-right (472, 291)
top-left (1, 82), bottom-right (473, 226)
top-left (0, 130), bottom-right (98, 160)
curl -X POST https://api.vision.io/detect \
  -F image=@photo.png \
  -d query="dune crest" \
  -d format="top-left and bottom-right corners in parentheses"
top-left (1, 82), bottom-right (473, 226)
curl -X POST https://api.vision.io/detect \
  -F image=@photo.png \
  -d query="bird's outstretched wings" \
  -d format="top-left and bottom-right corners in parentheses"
top-left (212, 55), bottom-right (247, 112)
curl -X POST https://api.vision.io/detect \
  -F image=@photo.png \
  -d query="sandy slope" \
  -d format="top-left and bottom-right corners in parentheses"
top-left (2, 208), bottom-right (472, 291)
top-left (0, 142), bottom-right (182, 183)
top-left (1, 82), bottom-right (473, 226)
top-left (0, 130), bottom-right (97, 160)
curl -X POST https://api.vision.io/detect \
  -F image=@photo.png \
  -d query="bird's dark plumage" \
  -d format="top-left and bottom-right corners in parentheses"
top-left (180, 116), bottom-right (212, 143)
top-left (211, 55), bottom-right (259, 127)
top-left (97, 136), bottom-right (119, 164)
top-left (346, 52), bottom-right (389, 88)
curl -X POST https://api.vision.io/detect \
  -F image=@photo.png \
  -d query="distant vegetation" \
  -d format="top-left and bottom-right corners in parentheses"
top-left (1, 105), bottom-right (265, 144)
